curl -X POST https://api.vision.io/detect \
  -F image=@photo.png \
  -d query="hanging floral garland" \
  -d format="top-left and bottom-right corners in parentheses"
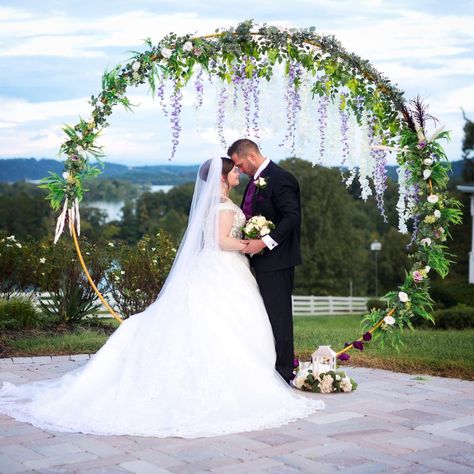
top-left (39, 20), bottom-right (462, 355)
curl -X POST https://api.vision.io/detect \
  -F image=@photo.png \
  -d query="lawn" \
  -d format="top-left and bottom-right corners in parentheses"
top-left (1, 314), bottom-right (473, 380)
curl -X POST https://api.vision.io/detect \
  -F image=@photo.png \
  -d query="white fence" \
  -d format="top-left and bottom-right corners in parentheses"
top-left (30, 293), bottom-right (368, 318)
top-left (292, 295), bottom-right (369, 316)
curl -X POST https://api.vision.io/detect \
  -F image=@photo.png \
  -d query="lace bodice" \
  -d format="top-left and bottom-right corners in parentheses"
top-left (219, 199), bottom-right (246, 239)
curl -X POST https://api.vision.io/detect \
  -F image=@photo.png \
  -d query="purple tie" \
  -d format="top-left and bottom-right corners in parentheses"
top-left (243, 179), bottom-right (256, 220)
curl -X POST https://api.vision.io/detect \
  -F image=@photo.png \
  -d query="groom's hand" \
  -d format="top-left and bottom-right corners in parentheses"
top-left (240, 239), bottom-right (266, 254)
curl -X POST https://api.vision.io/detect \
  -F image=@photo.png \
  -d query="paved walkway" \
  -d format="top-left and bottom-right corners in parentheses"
top-left (0, 356), bottom-right (473, 473)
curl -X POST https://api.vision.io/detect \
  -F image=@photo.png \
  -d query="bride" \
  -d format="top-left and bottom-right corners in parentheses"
top-left (0, 157), bottom-right (324, 438)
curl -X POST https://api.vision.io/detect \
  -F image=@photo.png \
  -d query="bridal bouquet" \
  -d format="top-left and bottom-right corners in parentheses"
top-left (292, 362), bottom-right (358, 394)
top-left (242, 215), bottom-right (275, 239)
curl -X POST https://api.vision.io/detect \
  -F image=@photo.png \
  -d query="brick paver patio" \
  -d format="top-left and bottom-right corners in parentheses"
top-left (0, 356), bottom-right (473, 473)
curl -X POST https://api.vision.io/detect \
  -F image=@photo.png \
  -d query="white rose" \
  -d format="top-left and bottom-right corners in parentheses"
top-left (398, 291), bottom-right (409, 303)
top-left (183, 41), bottom-right (193, 52)
top-left (340, 377), bottom-right (353, 393)
top-left (260, 225), bottom-right (270, 236)
top-left (319, 374), bottom-right (334, 394)
top-left (423, 158), bottom-right (433, 166)
top-left (423, 169), bottom-right (432, 180)
top-left (427, 194), bottom-right (439, 204)
top-left (424, 265), bottom-right (431, 273)
top-left (62, 172), bottom-right (70, 179)
top-left (293, 368), bottom-right (310, 389)
top-left (132, 61), bottom-right (141, 72)
top-left (434, 210), bottom-right (441, 218)
top-left (384, 315), bottom-right (396, 325)
top-left (161, 47), bottom-right (173, 59)
top-left (420, 238), bottom-right (432, 246)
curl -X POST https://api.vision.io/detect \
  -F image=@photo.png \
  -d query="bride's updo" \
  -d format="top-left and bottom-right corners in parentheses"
top-left (199, 157), bottom-right (234, 181)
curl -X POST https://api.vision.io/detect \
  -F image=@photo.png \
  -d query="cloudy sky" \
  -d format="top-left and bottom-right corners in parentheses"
top-left (0, 0), bottom-right (473, 166)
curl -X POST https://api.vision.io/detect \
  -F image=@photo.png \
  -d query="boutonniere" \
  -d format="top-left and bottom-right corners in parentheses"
top-left (254, 176), bottom-right (268, 189)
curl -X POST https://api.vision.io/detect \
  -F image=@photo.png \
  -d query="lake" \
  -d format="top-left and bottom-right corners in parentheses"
top-left (88, 184), bottom-right (174, 223)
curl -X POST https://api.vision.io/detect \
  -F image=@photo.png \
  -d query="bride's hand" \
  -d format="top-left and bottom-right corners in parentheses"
top-left (240, 239), bottom-right (266, 254)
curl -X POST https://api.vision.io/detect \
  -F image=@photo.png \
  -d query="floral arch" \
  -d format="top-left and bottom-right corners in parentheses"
top-left (41, 20), bottom-right (462, 359)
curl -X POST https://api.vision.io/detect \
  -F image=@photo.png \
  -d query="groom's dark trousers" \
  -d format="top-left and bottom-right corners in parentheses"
top-left (242, 160), bottom-right (302, 383)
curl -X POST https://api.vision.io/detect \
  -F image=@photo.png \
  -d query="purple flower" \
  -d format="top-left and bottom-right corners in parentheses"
top-left (293, 358), bottom-right (300, 368)
top-left (339, 93), bottom-right (350, 167)
top-left (344, 341), bottom-right (351, 347)
top-left (338, 353), bottom-right (350, 362)
top-left (70, 155), bottom-right (79, 161)
top-left (417, 139), bottom-right (427, 150)
top-left (217, 86), bottom-right (228, 148)
top-left (362, 332), bottom-right (372, 342)
top-left (169, 80), bottom-right (183, 160)
top-left (353, 340), bottom-right (364, 351)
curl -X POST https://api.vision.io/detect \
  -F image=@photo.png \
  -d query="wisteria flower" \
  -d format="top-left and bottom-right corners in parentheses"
top-left (412, 271), bottom-right (424, 283)
top-left (384, 315), bottom-right (396, 325)
top-left (423, 169), bottom-right (432, 180)
top-left (132, 61), bottom-right (141, 72)
top-left (183, 41), bottom-right (193, 52)
top-left (427, 194), bottom-right (439, 204)
top-left (362, 332), bottom-right (372, 342)
top-left (398, 291), bottom-right (409, 303)
top-left (161, 47), bottom-right (173, 59)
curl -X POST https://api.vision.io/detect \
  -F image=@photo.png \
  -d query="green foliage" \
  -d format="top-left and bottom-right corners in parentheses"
top-left (367, 298), bottom-right (387, 311)
top-left (105, 232), bottom-right (176, 318)
top-left (34, 239), bottom-right (110, 325)
top-left (0, 297), bottom-right (44, 330)
top-left (414, 305), bottom-right (474, 330)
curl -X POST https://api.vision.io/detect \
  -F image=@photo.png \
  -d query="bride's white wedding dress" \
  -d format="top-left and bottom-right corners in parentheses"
top-left (0, 160), bottom-right (323, 438)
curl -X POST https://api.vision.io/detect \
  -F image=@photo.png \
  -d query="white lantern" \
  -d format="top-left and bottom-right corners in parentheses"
top-left (311, 345), bottom-right (337, 375)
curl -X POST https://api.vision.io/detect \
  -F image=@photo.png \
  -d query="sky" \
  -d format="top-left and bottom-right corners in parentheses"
top-left (0, 0), bottom-right (473, 167)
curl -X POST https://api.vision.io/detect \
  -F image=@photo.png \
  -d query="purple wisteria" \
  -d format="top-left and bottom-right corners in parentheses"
top-left (157, 79), bottom-right (168, 116)
top-left (250, 57), bottom-right (261, 141)
top-left (317, 83), bottom-right (329, 163)
top-left (217, 86), bottom-right (229, 148)
top-left (193, 68), bottom-right (204, 110)
top-left (368, 116), bottom-right (388, 222)
top-left (339, 93), bottom-right (350, 168)
top-left (280, 61), bottom-right (302, 155)
top-left (169, 81), bottom-right (183, 161)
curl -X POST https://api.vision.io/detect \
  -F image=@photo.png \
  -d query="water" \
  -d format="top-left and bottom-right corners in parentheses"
top-left (88, 185), bottom-right (174, 223)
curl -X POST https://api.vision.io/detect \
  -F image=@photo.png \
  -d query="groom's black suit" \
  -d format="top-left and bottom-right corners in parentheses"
top-left (242, 160), bottom-right (301, 383)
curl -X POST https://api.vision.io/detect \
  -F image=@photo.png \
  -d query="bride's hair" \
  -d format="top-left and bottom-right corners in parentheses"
top-left (199, 157), bottom-right (234, 181)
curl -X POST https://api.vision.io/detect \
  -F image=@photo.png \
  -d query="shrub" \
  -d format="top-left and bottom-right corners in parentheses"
top-left (430, 279), bottom-right (474, 308)
top-left (0, 297), bottom-right (44, 330)
top-left (34, 238), bottom-right (110, 325)
top-left (413, 305), bottom-right (474, 330)
top-left (105, 232), bottom-right (176, 318)
top-left (367, 298), bottom-right (387, 312)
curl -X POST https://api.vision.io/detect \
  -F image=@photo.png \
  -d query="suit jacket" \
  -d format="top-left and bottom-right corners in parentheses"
top-left (241, 161), bottom-right (302, 272)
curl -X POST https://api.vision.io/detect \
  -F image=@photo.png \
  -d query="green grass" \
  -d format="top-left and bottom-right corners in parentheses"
top-left (1, 315), bottom-right (473, 380)
top-left (294, 314), bottom-right (474, 380)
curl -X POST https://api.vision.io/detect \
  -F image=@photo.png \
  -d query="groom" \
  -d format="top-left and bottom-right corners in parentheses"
top-left (227, 139), bottom-right (302, 384)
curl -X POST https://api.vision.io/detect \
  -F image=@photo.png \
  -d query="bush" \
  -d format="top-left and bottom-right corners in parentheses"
top-left (34, 238), bottom-right (110, 325)
top-left (0, 297), bottom-right (44, 330)
top-left (414, 305), bottom-right (474, 330)
top-left (430, 279), bottom-right (474, 308)
top-left (367, 298), bottom-right (387, 312)
top-left (105, 232), bottom-right (176, 318)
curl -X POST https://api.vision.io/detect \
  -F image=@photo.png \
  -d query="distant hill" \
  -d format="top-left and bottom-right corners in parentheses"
top-left (0, 158), bottom-right (200, 185)
top-left (0, 157), bottom-right (465, 184)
